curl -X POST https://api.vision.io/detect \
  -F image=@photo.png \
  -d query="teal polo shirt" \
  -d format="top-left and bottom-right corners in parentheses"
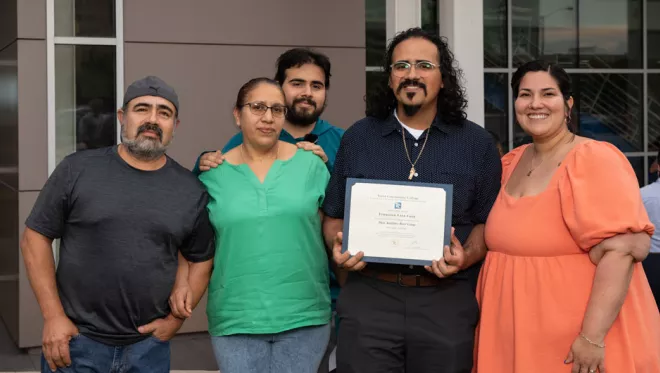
top-left (191, 119), bottom-right (345, 306)
top-left (192, 119), bottom-right (344, 175)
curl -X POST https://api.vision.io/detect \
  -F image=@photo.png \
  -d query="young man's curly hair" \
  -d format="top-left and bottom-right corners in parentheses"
top-left (365, 27), bottom-right (468, 125)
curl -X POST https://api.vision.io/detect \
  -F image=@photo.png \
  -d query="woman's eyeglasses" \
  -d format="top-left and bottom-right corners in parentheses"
top-left (242, 102), bottom-right (288, 118)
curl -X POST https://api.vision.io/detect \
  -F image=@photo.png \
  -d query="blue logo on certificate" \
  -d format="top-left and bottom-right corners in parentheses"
top-left (394, 201), bottom-right (402, 209)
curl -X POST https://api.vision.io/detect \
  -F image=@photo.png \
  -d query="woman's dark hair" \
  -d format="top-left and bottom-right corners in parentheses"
top-left (234, 77), bottom-right (283, 109)
top-left (511, 60), bottom-right (576, 132)
top-left (274, 48), bottom-right (332, 89)
top-left (488, 130), bottom-right (505, 157)
top-left (365, 27), bottom-right (467, 124)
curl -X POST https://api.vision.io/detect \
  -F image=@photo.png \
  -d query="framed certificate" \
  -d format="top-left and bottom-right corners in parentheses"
top-left (341, 178), bottom-right (453, 266)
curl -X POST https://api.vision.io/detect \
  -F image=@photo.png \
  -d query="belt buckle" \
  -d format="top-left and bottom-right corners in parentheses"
top-left (396, 273), bottom-right (422, 287)
top-left (396, 272), bottom-right (422, 288)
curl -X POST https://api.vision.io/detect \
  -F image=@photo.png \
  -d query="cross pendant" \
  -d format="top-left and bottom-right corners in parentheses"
top-left (408, 167), bottom-right (415, 180)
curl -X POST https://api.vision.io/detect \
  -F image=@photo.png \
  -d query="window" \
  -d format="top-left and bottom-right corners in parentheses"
top-left (366, 0), bottom-right (386, 70)
top-left (421, 0), bottom-right (439, 34)
top-left (47, 0), bottom-right (123, 170)
top-left (485, 73), bottom-right (510, 152)
top-left (649, 0), bottom-right (660, 68)
top-left (486, 0), bottom-right (657, 185)
top-left (54, 45), bottom-right (116, 163)
top-left (55, 0), bottom-right (116, 38)
top-left (649, 74), bottom-right (660, 152)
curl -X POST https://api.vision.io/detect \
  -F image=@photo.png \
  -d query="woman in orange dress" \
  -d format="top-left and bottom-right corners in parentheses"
top-left (474, 60), bottom-right (660, 373)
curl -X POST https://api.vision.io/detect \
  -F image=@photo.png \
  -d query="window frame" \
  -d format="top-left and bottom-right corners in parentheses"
top-left (46, 0), bottom-right (124, 174)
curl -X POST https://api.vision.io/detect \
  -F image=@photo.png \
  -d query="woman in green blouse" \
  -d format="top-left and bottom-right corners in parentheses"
top-left (199, 77), bottom-right (331, 373)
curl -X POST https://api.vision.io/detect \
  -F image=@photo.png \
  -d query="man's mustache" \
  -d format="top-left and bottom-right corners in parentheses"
top-left (293, 97), bottom-right (316, 108)
top-left (137, 123), bottom-right (163, 140)
top-left (397, 79), bottom-right (427, 95)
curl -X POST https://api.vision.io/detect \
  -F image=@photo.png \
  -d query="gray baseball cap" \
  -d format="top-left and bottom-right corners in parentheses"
top-left (122, 75), bottom-right (180, 114)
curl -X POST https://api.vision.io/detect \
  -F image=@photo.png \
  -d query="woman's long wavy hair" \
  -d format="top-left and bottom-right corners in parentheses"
top-left (365, 28), bottom-right (468, 124)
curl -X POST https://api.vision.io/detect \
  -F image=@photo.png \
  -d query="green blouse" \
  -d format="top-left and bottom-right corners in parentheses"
top-left (199, 149), bottom-right (331, 336)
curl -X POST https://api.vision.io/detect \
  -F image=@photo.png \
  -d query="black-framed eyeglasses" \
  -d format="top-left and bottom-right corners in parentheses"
top-left (390, 61), bottom-right (440, 77)
top-left (242, 102), bottom-right (288, 118)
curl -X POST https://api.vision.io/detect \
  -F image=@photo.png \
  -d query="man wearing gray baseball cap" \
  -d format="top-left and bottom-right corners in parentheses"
top-left (21, 75), bottom-right (215, 372)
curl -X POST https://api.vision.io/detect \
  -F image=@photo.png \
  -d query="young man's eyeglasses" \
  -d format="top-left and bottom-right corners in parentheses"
top-left (242, 102), bottom-right (288, 118)
top-left (390, 61), bottom-right (440, 77)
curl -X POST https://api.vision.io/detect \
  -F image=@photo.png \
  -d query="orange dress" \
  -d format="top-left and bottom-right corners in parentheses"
top-left (474, 140), bottom-right (660, 373)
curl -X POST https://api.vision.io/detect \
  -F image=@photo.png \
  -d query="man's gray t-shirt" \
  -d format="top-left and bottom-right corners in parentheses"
top-left (25, 146), bottom-right (215, 346)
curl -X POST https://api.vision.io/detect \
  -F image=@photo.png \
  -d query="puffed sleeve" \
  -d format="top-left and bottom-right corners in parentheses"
top-left (559, 140), bottom-right (654, 251)
top-left (500, 145), bottom-right (528, 185)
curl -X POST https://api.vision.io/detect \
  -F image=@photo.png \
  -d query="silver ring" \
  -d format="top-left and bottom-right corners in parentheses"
top-left (589, 370), bottom-right (596, 373)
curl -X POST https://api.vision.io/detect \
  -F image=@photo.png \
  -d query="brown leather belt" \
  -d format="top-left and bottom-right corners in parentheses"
top-left (360, 268), bottom-right (443, 287)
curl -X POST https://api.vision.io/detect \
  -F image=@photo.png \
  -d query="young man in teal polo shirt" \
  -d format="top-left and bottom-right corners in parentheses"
top-left (193, 48), bottom-right (343, 373)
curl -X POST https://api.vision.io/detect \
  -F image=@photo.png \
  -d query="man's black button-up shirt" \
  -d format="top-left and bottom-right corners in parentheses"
top-left (322, 113), bottom-right (502, 278)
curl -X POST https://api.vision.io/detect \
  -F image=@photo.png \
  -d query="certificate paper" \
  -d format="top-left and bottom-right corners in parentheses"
top-left (342, 178), bottom-right (453, 266)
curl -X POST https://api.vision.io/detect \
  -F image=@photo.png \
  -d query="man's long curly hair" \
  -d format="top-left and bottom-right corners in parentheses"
top-left (365, 28), bottom-right (468, 124)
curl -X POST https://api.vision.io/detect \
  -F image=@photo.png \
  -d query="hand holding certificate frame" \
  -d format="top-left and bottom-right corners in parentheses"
top-left (340, 178), bottom-right (453, 267)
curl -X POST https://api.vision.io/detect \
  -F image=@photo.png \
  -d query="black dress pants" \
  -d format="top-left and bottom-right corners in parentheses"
top-left (336, 272), bottom-right (479, 373)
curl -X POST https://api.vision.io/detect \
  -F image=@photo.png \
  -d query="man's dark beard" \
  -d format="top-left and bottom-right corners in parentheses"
top-left (286, 97), bottom-right (324, 127)
top-left (396, 79), bottom-right (426, 117)
top-left (402, 104), bottom-right (423, 117)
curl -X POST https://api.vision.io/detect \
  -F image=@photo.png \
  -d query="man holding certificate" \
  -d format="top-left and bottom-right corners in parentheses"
top-left (322, 28), bottom-right (502, 373)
